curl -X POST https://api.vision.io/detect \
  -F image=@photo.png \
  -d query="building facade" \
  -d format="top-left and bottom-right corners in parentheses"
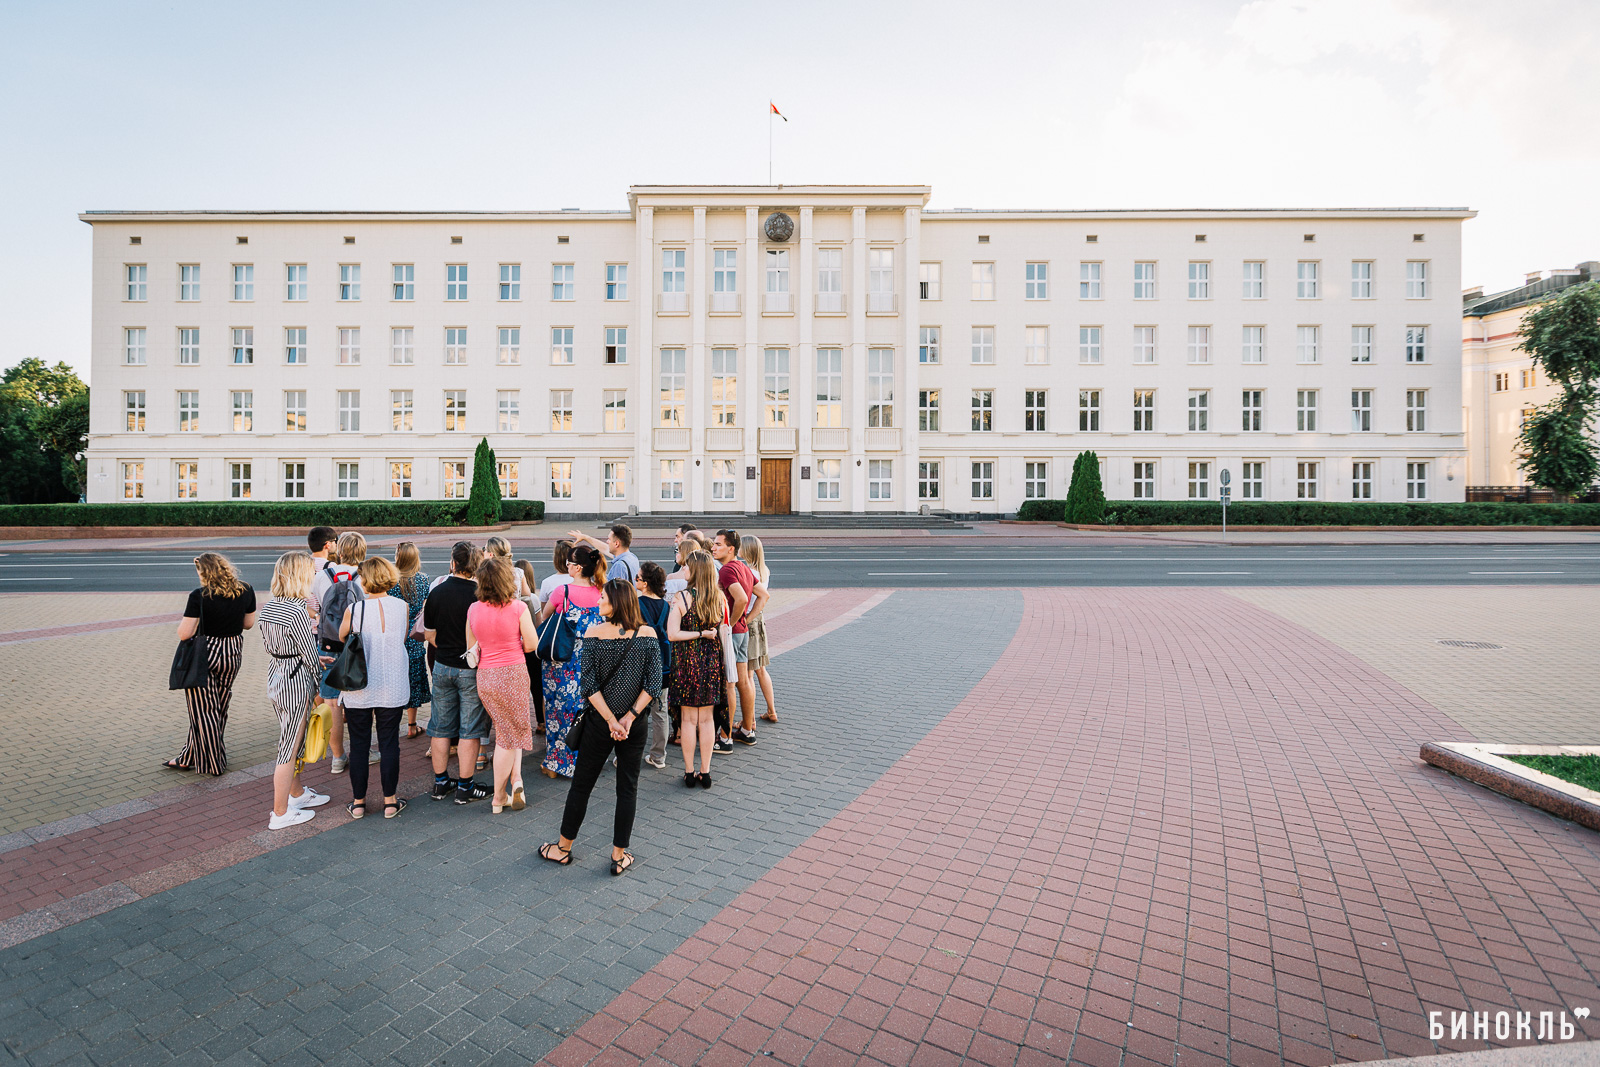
top-left (83, 186), bottom-right (1472, 514)
top-left (1461, 262), bottom-right (1598, 487)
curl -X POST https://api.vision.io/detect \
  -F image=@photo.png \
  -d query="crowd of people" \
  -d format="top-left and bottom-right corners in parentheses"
top-left (164, 522), bottom-right (780, 873)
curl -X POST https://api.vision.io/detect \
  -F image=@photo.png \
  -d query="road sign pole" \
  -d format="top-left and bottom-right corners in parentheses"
top-left (1219, 469), bottom-right (1231, 541)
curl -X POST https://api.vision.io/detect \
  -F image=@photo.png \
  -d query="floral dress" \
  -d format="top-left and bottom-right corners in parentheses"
top-left (541, 584), bottom-right (604, 778)
top-left (389, 573), bottom-right (431, 709)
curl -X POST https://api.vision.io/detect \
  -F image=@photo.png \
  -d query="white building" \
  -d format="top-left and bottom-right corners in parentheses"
top-left (83, 186), bottom-right (1472, 515)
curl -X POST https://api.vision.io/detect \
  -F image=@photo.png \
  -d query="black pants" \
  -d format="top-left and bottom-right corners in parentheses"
top-left (526, 650), bottom-right (545, 723)
top-left (559, 711), bottom-right (647, 848)
top-left (347, 706), bottom-right (402, 800)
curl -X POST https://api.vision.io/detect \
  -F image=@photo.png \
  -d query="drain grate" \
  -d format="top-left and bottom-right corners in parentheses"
top-left (1437, 639), bottom-right (1505, 650)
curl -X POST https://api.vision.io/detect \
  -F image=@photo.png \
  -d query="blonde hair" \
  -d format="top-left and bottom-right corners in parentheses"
top-left (475, 556), bottom-right (518, 606)
top-left (337, 531), bottom-right (367, 566)
top-left (683, 551), bottom-right (726, 625)
top-left (485, 535), bottom-right (512, 559)
top-left (394, 542), bottom-right (421, 599)
top-left (270, 551), bottom-right (315, 599)
top-left (356, 557), bottom-right (399, 596)
top-left (195, 552), bottom-right (246, 599)
top-left (739, 535), bottom-right (769, 586)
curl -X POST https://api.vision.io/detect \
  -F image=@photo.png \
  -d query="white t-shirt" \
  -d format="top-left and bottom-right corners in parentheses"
top-left (538, 573), bottom-right (572, 605)
top-left (310, 561), bottom-right (360, 618)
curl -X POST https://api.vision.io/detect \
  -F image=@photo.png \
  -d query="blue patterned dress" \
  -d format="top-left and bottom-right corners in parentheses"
top-left (389, 573), bottom-right (431, 710)
top-left (541, 584), bottom-right (604, 778)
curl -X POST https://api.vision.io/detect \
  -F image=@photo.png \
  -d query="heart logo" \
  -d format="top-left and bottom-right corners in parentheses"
top-left (1575, 1007), bottom-right (1591, 1019)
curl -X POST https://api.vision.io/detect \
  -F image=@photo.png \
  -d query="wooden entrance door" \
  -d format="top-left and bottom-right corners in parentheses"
top-left (760, 459), bottom-right (791, 515)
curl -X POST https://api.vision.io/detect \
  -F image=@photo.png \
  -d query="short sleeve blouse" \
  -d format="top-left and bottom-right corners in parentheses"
top-left (183, 586), bottom-right (257, 637)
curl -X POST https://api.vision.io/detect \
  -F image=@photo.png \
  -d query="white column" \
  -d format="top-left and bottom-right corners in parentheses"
top-left (796, 206), bottom-right (815, 514)
top-left (900, 206), bottom-right (920, 512)
top-left (634, 207), bottom-right (654, 514)
top-left (690, 206), bottom-right (707, 513)
top-left (849, 206), bottom-right (868, 512)
top-left (743, 205), bottom-right (760, 513)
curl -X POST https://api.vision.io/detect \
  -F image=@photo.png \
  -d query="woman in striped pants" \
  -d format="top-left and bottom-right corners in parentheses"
top-left (166, 553), bottom-right (257, 776)
top-left (259, 552), bottom-right (331, 829)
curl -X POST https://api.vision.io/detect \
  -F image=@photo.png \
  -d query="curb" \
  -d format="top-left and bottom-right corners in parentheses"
top-left (1420, 742), bottom-right (1600, 832)
top-left (0, 521), bottom-right (542, 540)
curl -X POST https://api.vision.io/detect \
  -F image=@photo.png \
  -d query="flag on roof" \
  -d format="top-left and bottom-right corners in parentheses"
top-left (770, 102), bottom-right (787, 122)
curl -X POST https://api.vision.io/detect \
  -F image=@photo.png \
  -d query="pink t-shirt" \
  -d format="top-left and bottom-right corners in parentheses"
top-left (466, 600), bottom-right (528, 669)
top-left (549, 583), bottom-right (603, 612)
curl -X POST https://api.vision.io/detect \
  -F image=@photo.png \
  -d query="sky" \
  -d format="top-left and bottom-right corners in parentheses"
top-left (2, 0), bottom-right (1598, 382)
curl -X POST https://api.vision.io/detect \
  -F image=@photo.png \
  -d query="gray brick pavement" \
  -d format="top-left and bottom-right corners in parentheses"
top-left (0, 590), bottom-right (1021, 1065)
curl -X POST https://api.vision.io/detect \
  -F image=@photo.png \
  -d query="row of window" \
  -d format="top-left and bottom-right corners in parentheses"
top-left (917, 324), bottom-right (1430, 365)
top-left (125, 262), bottom-right (626, 304)
top-left (1492, 368), bottom-right (1541, 391)
top-left (923, 259), bottom-right (1430, 302)
top-left (120, 325), bottom-right (627, 367)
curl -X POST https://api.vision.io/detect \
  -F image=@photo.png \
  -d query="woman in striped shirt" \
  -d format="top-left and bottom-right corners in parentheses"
top-left (259, 552), bottom-right (331, 829)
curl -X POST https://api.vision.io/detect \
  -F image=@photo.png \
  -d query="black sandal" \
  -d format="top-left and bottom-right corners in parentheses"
top-left (384, 798), bottom-right (407, 820)
top-left (610, 851), bottom-right (634, 877)
top-left (405, 723), bottom-right (424, 740)
top-left (683, 772), bottom-right (697, 788)
top-left (347, 799), bottom-right (366, 819)
top-left (539, 842), bottom-right (572, 865)
top-left (161, 759), bottom-right (192, 771)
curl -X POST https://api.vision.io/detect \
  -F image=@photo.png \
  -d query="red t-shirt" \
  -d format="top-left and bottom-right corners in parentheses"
top-left (717, 559), bottom-right (756, 634)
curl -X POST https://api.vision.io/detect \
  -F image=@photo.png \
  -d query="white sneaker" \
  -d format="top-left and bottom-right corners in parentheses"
top-left (368, 749), bottom-right (380, 764)
top-left (645, 755), bottom-right (667, 769)
top-left (288, 787), bottom-right (330, 810)
top-left (268, 808), bottom-right (315, 830)
top-left (330, 757), bottom-right (348, 774)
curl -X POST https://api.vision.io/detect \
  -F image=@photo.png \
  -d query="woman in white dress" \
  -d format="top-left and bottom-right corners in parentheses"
top-left (338, 557), bottom-right (412, 819)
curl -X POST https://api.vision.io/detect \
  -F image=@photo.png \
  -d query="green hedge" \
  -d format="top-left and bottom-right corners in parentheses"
top-left (1015, 499), bottom-right (1600, 526)
top-left (0, 499), bottom-right (544, 528)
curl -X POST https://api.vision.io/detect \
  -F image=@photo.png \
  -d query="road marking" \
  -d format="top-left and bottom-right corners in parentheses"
top-left (866, 571), bottom-right (949, 576)
top-left (1468, 571), bottom-right (1564, 575)
top-left (0, 577), bottom-right (74, 582)
top-left (1167, 571), bottom-right (1252, 575)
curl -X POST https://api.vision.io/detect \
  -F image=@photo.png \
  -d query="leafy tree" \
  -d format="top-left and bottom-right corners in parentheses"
top-left (466, 437), bottom-right (502, 526)
top-left (1064, 450), bottom-right (1107, 524)
top-left (0, 359), bottom-right (88, 504)
top-left (1518, 282), bottom-right (1600, 497)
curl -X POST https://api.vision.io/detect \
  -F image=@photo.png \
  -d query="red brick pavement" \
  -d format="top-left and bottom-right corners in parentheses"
top-left (0, 612), bottom-right (179, 645)
top-left (552, 587), bottom-right (1600, 1066)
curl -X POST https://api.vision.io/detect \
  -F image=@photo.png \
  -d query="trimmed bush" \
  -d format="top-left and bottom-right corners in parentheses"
top-left (1064, 451), bottom-right (1107, 524)
top-left (466, 438), bottom-right (502, 526)
top-left (1017, 499), bottom-right (1600, 526)
top-left (0, 499), bottom-right (544, 528)
top-left (1016, 499), bottom-right (1066, 522)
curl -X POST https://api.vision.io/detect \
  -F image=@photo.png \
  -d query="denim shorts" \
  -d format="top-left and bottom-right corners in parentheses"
top-left (428, 664), bottom-right (489, 741)
top-left (731, 632), bottom-right (750, 663)
top-left (319, 660), bottom-right (340, 702)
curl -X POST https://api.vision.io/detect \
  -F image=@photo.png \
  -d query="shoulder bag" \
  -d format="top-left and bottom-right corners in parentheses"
top-left (168, 601), bottom-right (210, 690)
top-left (537, 591), bottom-right (579, 662)
top-left (564, 631), bottom-right (639, 755)
top-left (324, 597), bottom-right (369, 691)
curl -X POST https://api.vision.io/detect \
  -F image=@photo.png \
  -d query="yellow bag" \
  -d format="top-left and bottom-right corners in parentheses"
top-left (299, 702), bottom-right (332, 770)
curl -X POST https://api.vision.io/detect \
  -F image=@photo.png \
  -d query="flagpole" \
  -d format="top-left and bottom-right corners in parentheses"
top-left (768, 105), bottom-right (773, 185)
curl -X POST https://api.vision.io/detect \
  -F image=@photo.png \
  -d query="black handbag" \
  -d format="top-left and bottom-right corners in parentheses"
top-left (324, 597), bottom-right (369, 692)
top-left (168, 607), bottom-right (209, 690)
top-left (564, 633), bottom-right (638, 754)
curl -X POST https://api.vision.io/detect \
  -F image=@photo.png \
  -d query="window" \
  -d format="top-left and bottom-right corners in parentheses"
top-left (971, 461), bottom-right (994, 500)
top-left (659, 348), bottom-right (686, 426)
top-left (497, 461), bottom-right (519, 499)
top-left (1242, 325), bottom-right (1264, 364)
top-left (1351, 261), bottom-right (1373, 299)
top-left (1186, 326), bottom-right (1211, 364)
top-left (918, 388), bottom-right (940, 432)
top-left (919, 326), bottom-right (941, 365)
top-left (1351, 461), bottom-right (1373, 500)
top-left (230, 390), bottom-right (252, 432)
top-left (1406, 461), bottom-right (1428, 500)
top-left (333, 389), bottom-right (359, 432)
top-left (918, 461), bottom-right (940, 500)
top-left (605, 326), bottom-right (627, 364)
top-left (1297, 461), bottom-right (1320, 499)
top-left (868, 459), bottom-right (893, 501)
top-left (1407, 389), bottom-right (1428, 431)
top-left (1296, 261), bottom-right (1319, 298)
top-left (121, 461), bottom-right (144, 500)
top-left (868, 249), bottom-right (895, 311)
top-left (391, 390), bottom-right (412, 431)
top-left (1024, 326), bottom-right (1049, 365)
top-left (126, 264), bottom-right (147, 301)
top-left (445, 326), bottom-right (468, 364)
top-left (1242, 261), bottom-right (1264, 299)
top-left (446, 263), bottom-right (467, 301)
top-left (919, 262), bottom-right (940, 300)
top-left (1079, 262), bottom-right (1102, 299)
top-left (229, 461), bottom-right (252, 499)
top-left (443, 390), bottom-right (466, 431)
top-left (604, 389), bottom-right (627, 432)
top-left (338, 264), bottom-right (360, 301)
top-left (124, 390), bottom-right (145, 431)
top-left (1133, 390), bottom-right (1155, 432)
top-left (551, 263), bottom-right (574, 300)
top-left (1133, 261), bottom-right (1156, 300)
top-left (765, 249), bottom-right (790, 310)
top-left (231, 327), bottom-right (253, 365)
top-left (1296, 390), bottom-right (1317, 431)
top-left (1351, 326), bottom-right (1373, 363)
top-left (659, 459), bottom-right (685, 502)
top-left (1020, 461), bottom-right (1047, 499)
top-left (817, 248), bottom-right (843, 310)
top-left (967, 327), bottom-right (994, 365)
top-left (499, 263), bottom-right (521, 301)
top-left (701, 348), bottom-right (734, 426)
top-left (1133, 325), bottom-right (1156, 364)
top-left (392, 263), bottom-right (414, 301)
top-left (338, 327), bottom-right (360, 365)
top-left (497, 390), bottom-right (520, 432)
top-left (1494, 373), bottom-right (1509, 393)
top-left (285, 264), bottom-right (306, 301)
top-left (1242, 389), bottom-right (1262, 432)
top-left (1187, 390), bottom-right (1209, 432)
top-left (1079, 326), bottom-right (1102, 364)
top-left (1241, 461), bottom-right (1264, 500)
top-left (232, 264), bottom-right (253, 301)
top-left (1351, 390), bottom-right (1372, 431)
top-left (815, 459), bottom-right (841, 501)
top-left (661, 249), bottom-right (686, 303)
top-left (180, 264), bottom-right (201, 301)
top-left (713, 247), bottom-right (738, 300)
top-left (1188, 461), bottom-right (1210, 499)
top-left (970, 390), bottom-right (994, 432)
top-left (605, 461), bottom-right (629, 500)
top-left (606, 263), bottom-right (628, 300)
top-left (497, 326), bottom-right (521, 365)
top-left (442, 461), bottom-right (467, 499)
top-left (549, 389), bottom-right (572, 432)
top-left (1187, 261), bottom-right (1210, 299)
top-left (1024, 390), bottom-right (1047, 432)
top-left (178, 390), bottom-right (201, 432)
top-left (391, 327), bottom-right (413, 364)
top-left (1025, 262), bottom-right (1048, 300)
top-left (176, 461), bottom-right (200, 500)
top-left (1522, 367), bottom-right (1538, 388)
top-left (866, 349), bottom-right (894, 428)
top-left (179, 328), bottom-right (200, 365)
top-left (336, 461), bottom-right (359, 499)
top-left (971, 262), bottom-right (995, 300)
top-left (1296, 325), bottom-right (1319, 364)
top-left (549, 461), bottom-right (572, 500)
top-left (1079, 389), bottom-right (1100, 431)
top-left (549, 326), bottom-right (573, 365)
top-left (1406, 261), bottom-right (1428, 298)
top-left (390, 461), bottom-right (412, 499)
top-left (764, 348), bottom-right (790, 426)
top-left (1133, 461), bottom-right (1155, 499)
top-left (1406, 326), bottom-right (1428, 363)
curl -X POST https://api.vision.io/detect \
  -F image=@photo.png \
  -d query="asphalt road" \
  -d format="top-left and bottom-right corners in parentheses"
top-left (2, 544), bottom-right (1598, 594)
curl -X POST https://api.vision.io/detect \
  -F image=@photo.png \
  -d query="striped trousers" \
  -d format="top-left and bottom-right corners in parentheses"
top-left (179, 634), bottom-right (243, 776)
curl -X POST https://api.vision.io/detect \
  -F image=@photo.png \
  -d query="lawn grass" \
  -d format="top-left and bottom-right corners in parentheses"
top-left (1504, 754), bottom-right (1600, 793)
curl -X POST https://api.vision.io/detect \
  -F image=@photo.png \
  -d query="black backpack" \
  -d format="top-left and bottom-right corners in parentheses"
top-left (318, 572), bottom-right (360, 648)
